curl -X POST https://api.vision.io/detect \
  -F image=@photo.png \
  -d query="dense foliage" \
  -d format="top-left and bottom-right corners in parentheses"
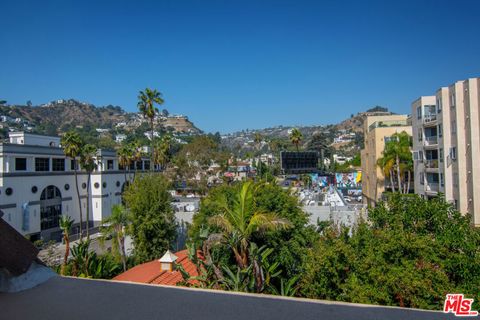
top-left (188, 181), bottom-right (319, 292)
top-left (123, 174), bottom-right (177, 263)
top-left (300, 194), bottom-right (480, 310)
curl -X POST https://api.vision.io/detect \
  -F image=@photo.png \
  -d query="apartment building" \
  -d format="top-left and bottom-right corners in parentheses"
top-left (0, 132), bottom-right (150, 241)
top-left (361, 115), bottom-right (412, 206)
top-left (412, 77), bottom-right (480, 226)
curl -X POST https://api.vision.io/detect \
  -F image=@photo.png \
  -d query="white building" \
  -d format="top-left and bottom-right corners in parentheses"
top-left (0, 132), bottom-right (150, 241)
top-left (115, 134), bottom-right (127, 143)
top-left (411, 77), bottom-right (480, 226)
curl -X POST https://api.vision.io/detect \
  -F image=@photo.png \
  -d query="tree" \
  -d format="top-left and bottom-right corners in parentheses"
top-left (137, 88), bottom-right (164, 170)
top-left (289, 128), bottom-right (303, 152)
top-left (207, 181), bottom-right (290, 291)
top-left (300, 194), bottom-right (480, 310)
top-left (377, 132), bottom-right (412, 194)
top-left (117, 143), bottom-right (134, 183)
top-left (153, 134), bottom-right (172, 171)
top-left (79, 144), bottom-right (98, 240)
top-left (123, 174), bottom-right (177, 263)
top-left (61, 131), bottom-right (84, 237)
top-left (101, 204), bottom-right (130, 271)
top-left (59, 215), bottom-right (74, 275)
top-left (189, 181), bottom-right (318, 293)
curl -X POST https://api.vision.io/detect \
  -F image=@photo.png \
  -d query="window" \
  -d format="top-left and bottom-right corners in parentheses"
top-left (15, 158), bottom-right (27, 171)
top-left (70, 159), bottom-right (79, 170)
top-left (450, 147), bottom-right (457, 160)
top-left (52, 158), bottom-right (65, 171)
top-left (107, 160), bottom-right (114, 170)
top-left (440, 173), bottom-right (444, 187)
top-left (437, 98), bottom-right (442, 113)
top-left (420, 172), bottom-right (424, 185)
top-left (135, 161), bottom-right (143, 170)
top-left (417, 130), bottom-right (423, 142)
top-left (451, 120), bottom-right (456, 134)
top-left (35, 158), bottom-right (50, 171)
top-left (419, 150), bottom-right (424, 162)
top-left (439, 148), bottom-right (444, 162)
top-left (450, 93), bottom-right (456, 108)
top-left (417, 106), bottom-right (422, 119)
top-left (144, 160), bottom-right (150, 170)
top-left (438, 125), bottom-right (443, 138)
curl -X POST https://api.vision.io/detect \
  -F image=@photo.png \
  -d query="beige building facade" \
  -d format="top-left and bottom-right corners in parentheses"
top-left (412, 77), bottom-right (480, 226)
top-left (361, 115), bottom-right (412, 206)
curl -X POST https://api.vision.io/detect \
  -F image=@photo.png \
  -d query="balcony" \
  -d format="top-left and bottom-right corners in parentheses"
top-left (423, 114), bottom-right (437, 126)
top-left (425, 182), bottom-right (439, 193)
top-left (423, 136), bottom-right (438, 147)
top-left (424, 159), bottom-right (439, 169)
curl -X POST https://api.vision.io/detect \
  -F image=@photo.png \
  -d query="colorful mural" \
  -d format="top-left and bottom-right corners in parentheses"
top-left (335, 171), bottom-right (362, 188)
top-left (310, 174), bottom-right (330, 188)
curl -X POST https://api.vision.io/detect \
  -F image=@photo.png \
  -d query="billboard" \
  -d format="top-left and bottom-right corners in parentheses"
top-left (335, 171), bottom-right (362, 188)
top-left (310, 174), bottom-right (329, 188)
top-left (280, 151), bottom-right (318, 174)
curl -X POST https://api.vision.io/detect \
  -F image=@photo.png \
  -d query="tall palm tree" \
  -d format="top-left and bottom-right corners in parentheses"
top-left (253, 133), bottom-right (263, 177)
top-left (377, 131), bottom-right (412, 194)
top-left (377, 155), bottom-right (396, 194)
top-left (117, 143), bottom-right (133, 183)
top-left (289, 128), bottom-right (303, 152)
top-left (101, 204), bottom-right (130, 272)
top-left (59, 215), bottom-right (74, 275)
top-left (131, 141), bottom-right (143, 176)
top-left (138, 88), bottom-right (164, 170)
top-left (79, 144), bottom-right (98, 240)
top-left (61, 131), bottom-right (84, 237)
top-left (154, 134), bottom-right (172, 171)
top-left (209, 181), bottom-right (290, 270)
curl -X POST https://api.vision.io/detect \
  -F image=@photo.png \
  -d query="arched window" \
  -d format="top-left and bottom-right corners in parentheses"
top-left (40, 185), bottom-right (62, 230)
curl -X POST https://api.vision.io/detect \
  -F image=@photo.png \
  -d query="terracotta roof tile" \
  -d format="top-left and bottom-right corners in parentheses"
top-left (113, 250), bottom-right (202, 287)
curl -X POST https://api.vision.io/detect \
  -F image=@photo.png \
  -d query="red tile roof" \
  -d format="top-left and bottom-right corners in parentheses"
top-left (113, 250), bottom-right (201, 286)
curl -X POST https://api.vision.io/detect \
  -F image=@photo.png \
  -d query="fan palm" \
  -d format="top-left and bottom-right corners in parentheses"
top-left (79, 144), bottom-right (98, 240)
top-left (101, 204), bottom-right (130, 271)
top-left (59, 215), bottom-right (74, 275)
top-left (137, 88), bottom-right (164, 170)
top-left (208, 181), bottom-right (290, 270)
top-left (289, 128), bottom-right (303, 151)
top-left (61, 131), bottom-right (84, 237)
top-left (117, 143), bottom-right (134, 183)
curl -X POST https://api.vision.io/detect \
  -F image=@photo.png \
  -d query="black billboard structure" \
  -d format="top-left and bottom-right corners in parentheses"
top-left (280, 151), bottom-right (319, 174)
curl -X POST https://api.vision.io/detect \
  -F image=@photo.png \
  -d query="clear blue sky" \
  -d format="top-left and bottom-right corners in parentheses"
top-left (1, 0), bottom-right (479, 133)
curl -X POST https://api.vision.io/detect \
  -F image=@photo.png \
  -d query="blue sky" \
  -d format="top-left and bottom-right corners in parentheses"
top-left (1, 0), bottom-right (479, 133)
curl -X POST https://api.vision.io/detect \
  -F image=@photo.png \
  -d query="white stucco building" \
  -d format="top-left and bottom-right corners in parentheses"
top-left (0, 132), bottom-right (149, 241)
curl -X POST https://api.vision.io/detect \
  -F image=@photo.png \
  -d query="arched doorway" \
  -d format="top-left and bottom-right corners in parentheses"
top-left (40, 185), bottom-right (62, 230)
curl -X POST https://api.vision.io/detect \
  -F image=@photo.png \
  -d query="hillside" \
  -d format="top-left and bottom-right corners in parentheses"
top-left (0, 99), bottom-right (201, 136)
top-left (221, 106), bottom-right (394, 157)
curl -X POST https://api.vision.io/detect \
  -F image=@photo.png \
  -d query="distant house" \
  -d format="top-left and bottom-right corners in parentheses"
top-left (113, 250), bottom-right (201, 286)
top-left (95, 128), bottom-right (110, 133)
top-left (115, 134), bottom-right (127, 143)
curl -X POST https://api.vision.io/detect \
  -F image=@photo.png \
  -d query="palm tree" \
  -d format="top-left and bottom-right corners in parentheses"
top-left (117, 143), bottom-right (133, 183)
top-left (289, 128), bottom-right (303, 152)
top-left (101, 204), bottom-right (130, 272)
top-left (377, 131), bottom-right (412, 194)
top-left (209, 181), bottom-right (290, 270)
top-left (59, 215), bottom-right (74, 275)
top-left (138, 88), bottom-right (164, 170)
top-left (131, 141), bottom-right (143, 176)
top-left (61, 131), bottom-right (84, 237)
top-left (79, 144), bottom-right (98, 240)
top-left (154, 134), bottom-right (172, 171)
top-left (377, 155), bottom-right (395, 193)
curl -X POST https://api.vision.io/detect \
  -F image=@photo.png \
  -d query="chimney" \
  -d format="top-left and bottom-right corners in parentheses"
top-left (158, 250), bottom-right (178, 272)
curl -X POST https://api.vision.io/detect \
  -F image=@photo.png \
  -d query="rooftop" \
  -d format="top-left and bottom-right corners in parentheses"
top-left (0, 276), bottom-right (453, 320)
top-left (113, 249), bottom-right (200, 286)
